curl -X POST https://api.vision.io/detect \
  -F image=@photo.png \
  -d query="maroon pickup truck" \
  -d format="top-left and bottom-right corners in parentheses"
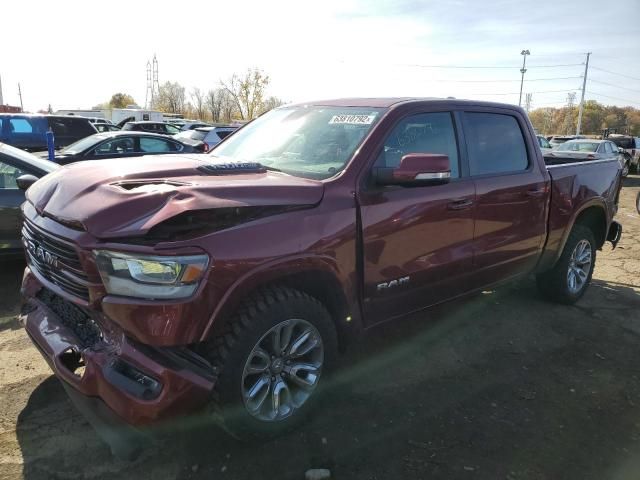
top-left (19, 98), bottom-right (622, 457)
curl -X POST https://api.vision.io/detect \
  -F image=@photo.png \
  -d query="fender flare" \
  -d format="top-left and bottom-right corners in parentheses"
top-left (199, 254), bottom-right (358, 342)
top-left (551, 198), bottom-right (609, 266)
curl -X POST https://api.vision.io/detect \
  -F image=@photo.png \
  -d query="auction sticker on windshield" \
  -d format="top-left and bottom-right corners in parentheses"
top-left (329, 114), bottom-right (377, 125)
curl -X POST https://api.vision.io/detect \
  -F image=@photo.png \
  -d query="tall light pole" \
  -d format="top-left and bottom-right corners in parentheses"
top-left (518, 49), bottom-right (530, 107)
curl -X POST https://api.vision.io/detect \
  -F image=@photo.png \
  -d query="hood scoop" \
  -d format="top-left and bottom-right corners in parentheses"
top-left (198, 162), bottom-right (267, 175)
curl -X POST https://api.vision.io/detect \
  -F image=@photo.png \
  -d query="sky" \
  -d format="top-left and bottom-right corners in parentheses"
top-left (1, 0), bottom-right (639, 113)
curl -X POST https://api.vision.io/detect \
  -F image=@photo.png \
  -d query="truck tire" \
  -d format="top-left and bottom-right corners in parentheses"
top-left (203, 286), bottom-right (338, 439)
top-left (536, 224), bottom-right (596, 304)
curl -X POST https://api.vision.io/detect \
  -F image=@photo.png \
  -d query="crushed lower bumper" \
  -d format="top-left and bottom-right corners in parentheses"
top-left (20, 267), bottom-right (216, 456)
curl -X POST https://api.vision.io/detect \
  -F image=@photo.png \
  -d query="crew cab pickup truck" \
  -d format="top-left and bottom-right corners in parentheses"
top-left (19, 98), bottom-right (623, 457)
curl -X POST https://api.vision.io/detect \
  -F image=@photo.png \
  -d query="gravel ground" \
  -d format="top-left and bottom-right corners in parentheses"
top-left (1, 176), bottom-right (639, 480)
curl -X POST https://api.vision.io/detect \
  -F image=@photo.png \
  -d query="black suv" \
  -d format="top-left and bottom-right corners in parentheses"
top-left (0, 115), bottom-right (97, 151)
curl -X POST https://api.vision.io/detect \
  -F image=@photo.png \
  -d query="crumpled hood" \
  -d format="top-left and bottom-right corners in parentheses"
top-left (26, 154), bottom-right (324, 239)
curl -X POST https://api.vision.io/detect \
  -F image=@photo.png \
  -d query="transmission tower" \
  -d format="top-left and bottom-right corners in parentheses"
top-left (564, 92), bottom-right (576, 135)
top-left (144, 55), bottom-right (160, 109)
top-left (144, 61), bottom-right (152, 108)
top-left (152, 54), bottom-right (160, 103)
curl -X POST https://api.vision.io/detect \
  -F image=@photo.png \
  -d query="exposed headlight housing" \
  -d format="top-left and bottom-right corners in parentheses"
top-left (94, 250), bottom-right (209, 300)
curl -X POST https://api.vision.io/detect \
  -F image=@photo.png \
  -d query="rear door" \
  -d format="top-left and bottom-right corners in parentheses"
top-left (358, 110), bottom-right (476, 324)
top-left (462, 110), bottom-right (549, 287)
top-left (5, 117), bottom-right (47, 151)
top-left (87, 136), bottom-right (140, 160)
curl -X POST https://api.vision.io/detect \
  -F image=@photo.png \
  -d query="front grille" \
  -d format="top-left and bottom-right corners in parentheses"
top-left (36, 289), bottom-right (102, 348)
top-left (22, 221), bottom-right (90, 301)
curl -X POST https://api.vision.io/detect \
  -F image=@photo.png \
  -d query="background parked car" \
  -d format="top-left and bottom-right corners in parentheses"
top-left (121, 121), bottom-right (181, 135)
top-left (179, 121), bottom-right (211, 131)
top-left (607, 134), bottom-right (640, 173)
top-left (545, 139), bottom-right (626, 173)
top-left (0, 114), bottom-right (97, 151)
top-left (94, 123), bottom-right (121, 133)
top-left (174, 125), bottom-right (238, 151)
top-left (39, 131), bottom-right (206, 165)
top-left (0, 143), bottom-right (58, 258)
top-left (537, 135), bottom-right (553, 154)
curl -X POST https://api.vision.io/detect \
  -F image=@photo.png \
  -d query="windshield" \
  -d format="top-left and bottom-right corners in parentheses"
top-left (61, 134), bottom-right (104, 154)
top-left (210, 106), bottom-right (385, 180)
top-left (556, 141), bottom-right (599, 152)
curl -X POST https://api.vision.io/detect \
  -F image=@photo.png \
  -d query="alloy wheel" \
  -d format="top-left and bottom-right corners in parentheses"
top-left (567, 239), bottom-right (592, 294)
top-left (241, 319), bottom-right (324, 422)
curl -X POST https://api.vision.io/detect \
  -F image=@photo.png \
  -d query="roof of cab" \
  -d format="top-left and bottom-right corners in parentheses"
top-left (286, 97), bottom-right (524, 110)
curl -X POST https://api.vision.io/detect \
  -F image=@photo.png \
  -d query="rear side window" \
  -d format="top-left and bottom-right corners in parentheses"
top-left (217, 130), bottom-right (235, 140)
top-left (10, 118), bottom-right (37, 133)
top-left (463, 112), bottom-right (528, 176)
top-left (374, 112), bottom-right (460, 178)
top-left (139, 137), bottom-right (178, 153)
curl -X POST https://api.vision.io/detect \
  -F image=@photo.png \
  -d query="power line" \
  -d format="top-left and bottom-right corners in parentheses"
top-left (589, 78), bottom-right (640, 94)
top-left (400, 63), bottom-right (583, 69)
top-left (586, 90), bottom-right (640, 106)
top-left (469, 89), bottom-right (576, 96)
top-left (427, 76), bottom-right (582, 83)
top-left (590, 66), bottom-right (640, 82)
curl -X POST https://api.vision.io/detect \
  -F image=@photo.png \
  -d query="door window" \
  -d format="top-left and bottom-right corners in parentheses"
top-left (374, 112), bottom-right (460, 178)
top-left (164, 123), bottom-right (181, 135)
top-left (139, 137), bottom-right (177, 153)
top-left (95, 137), bottom-right (135, 155)
top-left (463, 113), bottom-right (528, 176)
top-left (0, 160), bottom-right (25, 189)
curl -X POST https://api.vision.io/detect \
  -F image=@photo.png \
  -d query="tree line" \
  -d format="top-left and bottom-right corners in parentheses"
top-left (94, 68), bottom-right (285, 123)
top-left (528, 100), bottom-right (640, 136)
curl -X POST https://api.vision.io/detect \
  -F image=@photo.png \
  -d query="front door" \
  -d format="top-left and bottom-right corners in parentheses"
top-left (358, 111), bottom-right (476, 325)
top-left (461, 111), bottom-right (549, 287)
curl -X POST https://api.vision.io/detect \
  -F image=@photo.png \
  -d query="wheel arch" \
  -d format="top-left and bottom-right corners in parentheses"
top-left (200, 256), bottom-right (361, 352)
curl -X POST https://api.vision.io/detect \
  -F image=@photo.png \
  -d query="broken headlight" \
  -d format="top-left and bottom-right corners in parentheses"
top-left (94, 250), bottom-right (209, 300)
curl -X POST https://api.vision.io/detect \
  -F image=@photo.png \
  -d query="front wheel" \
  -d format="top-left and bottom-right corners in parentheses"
top-left (203, 286), bottom-right (338, 439)
top-left (622, 161), bottom-right (630, 178)
top-left (536, 224), bottom-right (596, 304)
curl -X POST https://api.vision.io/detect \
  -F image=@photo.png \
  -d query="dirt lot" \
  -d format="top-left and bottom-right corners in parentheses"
top-left (1, 177), bottom-right (639, 480)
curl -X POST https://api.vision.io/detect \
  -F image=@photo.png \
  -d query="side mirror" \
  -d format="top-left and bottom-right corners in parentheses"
top-left (376, 153), bottom-right (451, 186)
top-left (16, 174), bottom-right (39, 191)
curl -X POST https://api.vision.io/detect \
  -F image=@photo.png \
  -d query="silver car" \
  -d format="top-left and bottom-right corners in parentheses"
top-left (546, 139), bottom-right (627, 175)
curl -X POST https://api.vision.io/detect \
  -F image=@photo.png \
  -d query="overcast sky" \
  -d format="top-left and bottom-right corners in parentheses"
top-left (1, 0), bottom-right (639, 112)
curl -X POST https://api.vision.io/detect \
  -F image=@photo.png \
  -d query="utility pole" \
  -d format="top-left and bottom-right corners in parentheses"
top-left (17, 83), bottom-right (23, 112)
top-left (0, 74), bottom-right (3, 105)
top-left (576, 52), bottom-right (591, 136)
top-left (525, 93), bottom-right (532, 113)
top-left (519, 49), bottom-right (530, 107)
top-left (565, 92), bottom-right (576, 135)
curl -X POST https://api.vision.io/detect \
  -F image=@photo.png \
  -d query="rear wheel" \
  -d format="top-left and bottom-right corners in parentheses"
top-left (536, 224), bottom-right (596, 304)
top-left (203, 286), bottom-right (337, 439)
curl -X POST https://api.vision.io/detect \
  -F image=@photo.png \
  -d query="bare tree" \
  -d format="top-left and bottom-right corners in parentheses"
top-left (155, 81), bottom-right (186, 114)
top-left (219, 89), bottom-right (237, 122)
top-left (259, 96), bottom-right (285, 115)
top-left (205, 89), bottom-right (223, 123)
top-left (191, 87), bottom-right (206, 120)
top-left (220, 68), bottom-right (270, 120)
